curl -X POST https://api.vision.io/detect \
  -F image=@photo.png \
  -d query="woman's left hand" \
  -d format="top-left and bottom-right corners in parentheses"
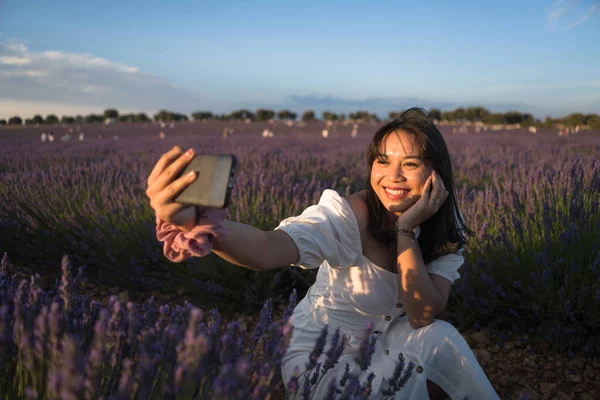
top-left (396, 170), bottom-right (449, 228)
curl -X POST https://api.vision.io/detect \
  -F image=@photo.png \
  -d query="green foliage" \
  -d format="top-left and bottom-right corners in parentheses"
top-left (0, 119), bottom-right (7, 125)
top-left (277, 110), bottom-right (297, 120)
top-left (191, 111), bottom-right (214, 121)
top-left (45, 115), bottom-right (59, 124)
top-left (229, 109), bottom-right (255, 121)
top-left (301, 110), bottom-right (316, 122)
top-left (61, 116), bottom-right (75, 124)
top-left (322, 111), bottom-right (338, 121)
top-left (427, 108), bottom-right (442, 120)
top-left (483, 113), bottom-right (505, 124)
top-left (84, 114), bottom-right (104, 123)
top-left (103, 108), bottom-right (119, 119)
top-left (255, 108), bottom-right (275, 122)
top-left (153, 110), bottom-right (188, 122)
top-left (8, 116), bottom-right (22, 125)
top-left (349, 110), bottom-right (374, 121)
top-left (32, 115), bottom-right (44, 124)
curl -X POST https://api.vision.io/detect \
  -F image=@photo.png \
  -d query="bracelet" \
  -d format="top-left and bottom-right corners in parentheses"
top-left (394, 222), bottom-right (420, 240)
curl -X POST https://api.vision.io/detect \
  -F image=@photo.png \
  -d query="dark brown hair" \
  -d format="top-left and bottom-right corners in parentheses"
top-left (365, 107), bottom-right (472, 264)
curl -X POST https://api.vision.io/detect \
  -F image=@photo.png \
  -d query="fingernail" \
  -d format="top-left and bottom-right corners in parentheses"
top-left (186, 170), bottom-right (196, 177)
top-left (185, 148), bottom-right (194, 157)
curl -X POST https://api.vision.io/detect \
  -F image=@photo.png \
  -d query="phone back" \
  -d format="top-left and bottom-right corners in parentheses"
top-left (175, 154), bottom-right (236, 208)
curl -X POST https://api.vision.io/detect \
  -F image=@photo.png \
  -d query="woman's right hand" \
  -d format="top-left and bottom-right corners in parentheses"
top-left (146, 146), bottom-right (200, 231)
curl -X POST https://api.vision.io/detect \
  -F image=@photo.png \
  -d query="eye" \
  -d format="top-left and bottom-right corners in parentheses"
top-left (403, 162), bottom-right (419, 168)
top-left (376, 158), bottom-right (389, 164)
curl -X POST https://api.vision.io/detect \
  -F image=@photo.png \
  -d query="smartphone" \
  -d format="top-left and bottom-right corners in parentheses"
top-left (174, 154), bottom-right (237, 208)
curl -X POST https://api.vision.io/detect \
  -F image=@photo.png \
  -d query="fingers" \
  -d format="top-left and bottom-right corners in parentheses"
top-left (421, 174), bottom-right (433, 200)
top-left (147, 146), bottom-right (183, 187)
top-left (429, 171), bottom-right (449, 207)
top-left (150, 168), bottom-right (198, 209)
top-left (147, 147), bottom-right (196, 195)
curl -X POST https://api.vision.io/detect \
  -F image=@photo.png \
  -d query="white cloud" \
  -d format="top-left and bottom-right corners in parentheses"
top-left (0, 40), bottom-right (208, 119)
top-left (546, 0), bottom-right (599, 28)
top-left (547, 0), bottom-right (578, 23)
top-left (567, 4), bottom-right (599, 28)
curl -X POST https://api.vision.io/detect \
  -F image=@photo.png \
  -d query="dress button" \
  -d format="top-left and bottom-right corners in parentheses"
top-left (396, 302), bottom-right (403, 308)
top-left (385, 316), bottom-right (392, 321)
top-left (416, 366), bottom-right (423, 373)
top-left (385, 349), bottom-right (390, 355)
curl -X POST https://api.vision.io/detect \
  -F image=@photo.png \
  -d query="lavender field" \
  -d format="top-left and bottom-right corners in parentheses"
top-left (1, 121), bottom-right (599, 398)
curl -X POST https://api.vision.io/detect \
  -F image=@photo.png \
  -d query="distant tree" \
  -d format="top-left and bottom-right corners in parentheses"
top-left (135, 113), bottom-right (151, 122)
top-left (453, 107), bottom-right (466, 121)
top-left (84, 114), bottom-right (103, 123)
top-left (191, 111), bottom-right (214, 121)
top-left (441, 111), bottom-right (455, 121)
top-left (104, 108), bottom-right (119, 119)
top-left (32, 115), bottom-right (45, 124)
top-left (349, 111), bottom-right (372, 121)
top-left (229, 109), bottom-right (255, 121)
top-left (45, 114), bottom-right (59, 124)
top-left (503, 111), bottom-right (526, 124)
top-left (61, 116), bottom-right (75, 124)
top-left (153, 110), bottom-right (188, 122)
top-left (427, 108), bottom-right (442, 121)
top-left (483, 113), bottom-right (505, 124)
top-left (8, 116), bottom-right (22, 125)
top-left (0, 119), bottom-right (6, 125)
top-left (301, 110), bottom-right (316, 122)
top-left (277, 110), bottom-right (297, 120)
top-left (388, 111), bottom-right (404, 120)
top-left (585, 114), bottom-right (600, 129)
top-left (255, 108), bottom-right (275, 122)
top-left (118, 114), bottom-right (135, 122)
top-left (25, 119), bottom-right (33, 125)
top-left (75, 115), bottom-right (84, 123)
top-left (339, 113), bottom-right (346, 121)
top-left (541, 116), bottom-right (554, 128)
top-left (322, 111), bottom-right (339, 121)
top-left (564, 112), bottom-right (586, 127)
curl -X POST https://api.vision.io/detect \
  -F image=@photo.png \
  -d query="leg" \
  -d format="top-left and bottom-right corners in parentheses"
top-left (382, 319), bottom-right (499, 399)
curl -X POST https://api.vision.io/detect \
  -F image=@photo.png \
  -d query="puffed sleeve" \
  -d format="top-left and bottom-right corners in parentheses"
top-left (274, 189), bottom-right (361, 269)
top-left (426, 247), bottom-right (464, 283)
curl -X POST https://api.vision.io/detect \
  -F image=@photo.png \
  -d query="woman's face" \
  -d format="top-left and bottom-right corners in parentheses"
top-left (370, 130), bottom-right (433, 219)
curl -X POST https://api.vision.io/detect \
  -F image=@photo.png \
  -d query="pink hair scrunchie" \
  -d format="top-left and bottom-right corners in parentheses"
top-left (155, 208), bottom-right (229, 262)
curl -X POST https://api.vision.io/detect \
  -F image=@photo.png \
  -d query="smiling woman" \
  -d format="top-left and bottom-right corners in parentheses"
top-left (146, 108), bottom-right (499, 399)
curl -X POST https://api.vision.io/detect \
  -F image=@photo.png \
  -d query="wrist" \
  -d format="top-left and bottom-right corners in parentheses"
top-left (394, 221), bottom-right (420, 241)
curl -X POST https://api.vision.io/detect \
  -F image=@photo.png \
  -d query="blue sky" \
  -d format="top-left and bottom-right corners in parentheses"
top-left (1, 0), bottom-right (599, 119)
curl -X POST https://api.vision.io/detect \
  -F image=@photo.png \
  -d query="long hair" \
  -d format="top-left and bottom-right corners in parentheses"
top-left (365, 107), bottom-right (472, 264)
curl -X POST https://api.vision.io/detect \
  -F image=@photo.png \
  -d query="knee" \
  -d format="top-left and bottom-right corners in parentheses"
top-left (419, 320), bottom-right (462, 340)
top-left (412, 320), bottom-right (468, 360)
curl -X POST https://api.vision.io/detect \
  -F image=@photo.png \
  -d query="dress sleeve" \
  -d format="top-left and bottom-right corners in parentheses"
top-left (274, 189), bottom-right (361, 269)
top-left (426, 247), bottom-right (464, 283)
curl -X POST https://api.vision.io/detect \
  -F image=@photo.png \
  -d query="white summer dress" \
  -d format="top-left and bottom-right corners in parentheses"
top-left (275, 189), bottom-right (499, 399)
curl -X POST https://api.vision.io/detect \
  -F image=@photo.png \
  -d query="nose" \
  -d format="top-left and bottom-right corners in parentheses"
top-left (388, 165), bottom-right (407, 182)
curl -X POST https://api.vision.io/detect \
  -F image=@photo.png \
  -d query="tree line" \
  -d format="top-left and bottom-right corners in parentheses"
top-left (2, 106), bottom-right (599, 129)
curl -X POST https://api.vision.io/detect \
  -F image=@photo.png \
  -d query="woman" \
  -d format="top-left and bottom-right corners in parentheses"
top-left (146, 108), bottom-right (499, 399)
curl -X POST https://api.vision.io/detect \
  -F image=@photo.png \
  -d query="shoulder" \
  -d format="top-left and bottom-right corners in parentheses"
top-left (343, 190), bottom-right (369, 232)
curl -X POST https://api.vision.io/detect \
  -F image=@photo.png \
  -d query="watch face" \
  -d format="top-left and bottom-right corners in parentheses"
top-left (414, 226), bottom-right (421, 239)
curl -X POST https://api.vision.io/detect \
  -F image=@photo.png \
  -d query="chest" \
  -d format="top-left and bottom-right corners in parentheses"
top-left (360, 231), bottom-right (397, 274)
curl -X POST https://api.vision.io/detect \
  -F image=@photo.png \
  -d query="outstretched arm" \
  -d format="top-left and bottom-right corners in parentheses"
top-left (211, 220), bottom-right (300, 271)
top-left (146, 146), bottom-right (300, 270)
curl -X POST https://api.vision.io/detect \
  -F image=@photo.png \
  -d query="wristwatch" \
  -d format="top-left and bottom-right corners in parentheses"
top-left (394, 222), bottom-right (420, 240)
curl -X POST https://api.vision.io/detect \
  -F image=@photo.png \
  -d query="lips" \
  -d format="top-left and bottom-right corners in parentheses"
top-left (384, 187), bottom-right (411, 196)
top-left (383, 187), bottom-right (411, 201)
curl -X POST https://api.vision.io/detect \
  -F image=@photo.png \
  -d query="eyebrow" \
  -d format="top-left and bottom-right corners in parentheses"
top-left (376, 153), bottom-right (423, 161)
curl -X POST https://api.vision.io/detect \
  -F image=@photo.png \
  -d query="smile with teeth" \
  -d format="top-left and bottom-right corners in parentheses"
top-left (385, 188), bottom-right (410, 196)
